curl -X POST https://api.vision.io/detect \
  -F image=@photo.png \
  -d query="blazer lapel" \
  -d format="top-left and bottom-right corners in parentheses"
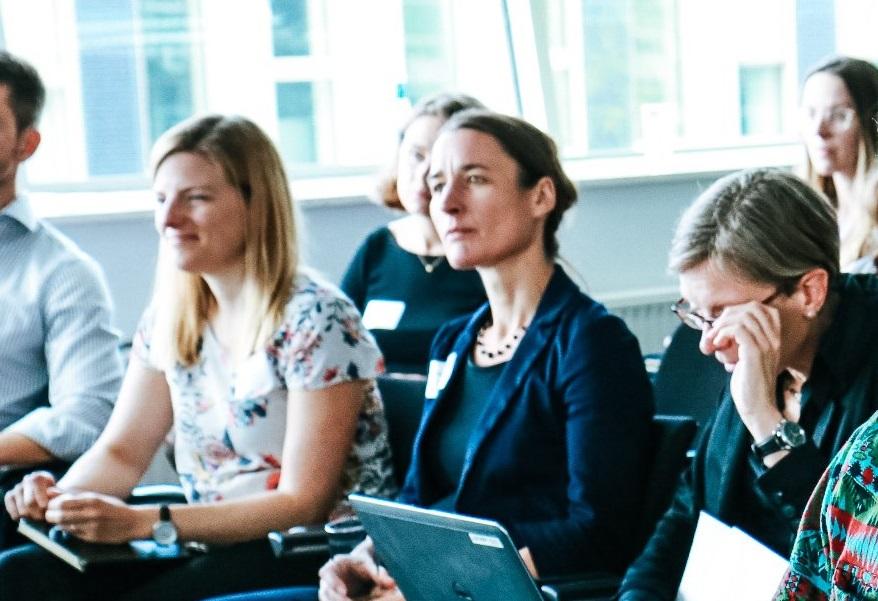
top-left (456, 265), bottom-right (576, 498)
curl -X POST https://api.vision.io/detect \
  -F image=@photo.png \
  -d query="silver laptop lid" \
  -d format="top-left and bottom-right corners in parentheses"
top-left (350, 494), bottom-right (544, 601)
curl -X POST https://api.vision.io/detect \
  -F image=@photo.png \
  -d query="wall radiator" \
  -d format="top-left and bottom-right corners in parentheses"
top-left (599, 288), bottom-right (680, 356)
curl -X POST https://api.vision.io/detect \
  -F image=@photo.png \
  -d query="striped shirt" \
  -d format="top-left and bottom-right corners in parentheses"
top-left (0, 196), bottom-right (122, 461)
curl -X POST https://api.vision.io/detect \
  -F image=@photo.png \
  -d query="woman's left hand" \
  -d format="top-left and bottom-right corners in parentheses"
top-left (44, 492), bottom-right (150, 544)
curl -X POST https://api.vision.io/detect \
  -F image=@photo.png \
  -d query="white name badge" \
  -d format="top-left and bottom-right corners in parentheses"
top-left (362, 300), bottom-right (405, 330)
top-left (425, 352), bottom-right (457, 399)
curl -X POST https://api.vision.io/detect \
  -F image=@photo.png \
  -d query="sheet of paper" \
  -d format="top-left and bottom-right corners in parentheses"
top-left (677, 511), bottom-right (789, 601)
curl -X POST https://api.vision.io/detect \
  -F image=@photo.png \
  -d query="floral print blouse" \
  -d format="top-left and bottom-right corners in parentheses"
top-left (134, 272), bottom-right (397, 516)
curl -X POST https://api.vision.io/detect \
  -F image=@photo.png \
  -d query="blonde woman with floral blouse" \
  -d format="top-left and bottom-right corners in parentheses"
top-left (0, 115), bottom-right (396, 601)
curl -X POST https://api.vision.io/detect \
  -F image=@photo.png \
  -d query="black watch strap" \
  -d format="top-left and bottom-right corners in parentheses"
top-left (159, 504), bottom-right (171, 522)
top-left (751, 420), bottom-right (806, 460)
top-left (751, 434), bottom-right (784, 460)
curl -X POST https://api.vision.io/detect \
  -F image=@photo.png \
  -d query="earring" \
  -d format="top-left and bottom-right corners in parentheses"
top-left (805, 310), bottom-right (816, 319)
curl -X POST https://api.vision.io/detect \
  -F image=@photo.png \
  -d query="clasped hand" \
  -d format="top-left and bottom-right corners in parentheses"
top-left (700, 300), bottom-right (784, 439)
top-left (4, 471), bottom-right (142, 544)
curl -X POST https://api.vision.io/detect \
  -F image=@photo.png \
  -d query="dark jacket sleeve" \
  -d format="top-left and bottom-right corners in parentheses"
top-left (618, 403), bottom-right (825, 600)
top-left (505, 314), bottom-right (654, 576)
top-left (753, 443), bottom-right (827, 523)
top-left (616, 449), bottom-right (701, 600)
top-left (340, 231), bottom-right (376, 312)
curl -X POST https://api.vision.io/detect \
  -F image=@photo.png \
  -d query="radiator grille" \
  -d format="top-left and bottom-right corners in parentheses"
top-left (600, 288), bottom-right (679, 355)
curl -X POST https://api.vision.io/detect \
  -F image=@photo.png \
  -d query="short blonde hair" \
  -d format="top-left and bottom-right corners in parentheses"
top-left (670, 169), bottom-right (839, 287)
top-left (150, 115), bottom-right (297, 367)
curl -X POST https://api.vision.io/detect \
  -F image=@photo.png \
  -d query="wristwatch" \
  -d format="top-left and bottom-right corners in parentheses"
top-left (152, 504), bottom-right (178, 546)
top-left (751, 419), bottom-right (807, 460)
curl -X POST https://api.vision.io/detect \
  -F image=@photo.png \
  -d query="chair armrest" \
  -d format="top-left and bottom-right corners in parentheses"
top-left (267, 524), bottom-right (329, 558)
top-left (128, 483), bottom-right (187, 505)
top-left (538, 572), bottom-right (620, 601)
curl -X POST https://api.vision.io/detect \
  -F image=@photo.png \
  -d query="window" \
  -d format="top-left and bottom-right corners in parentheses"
top-left (2, 0), bottom-right (515, 190)
top-left (525, 0), bottom-right (800, 157)
top-left (0, 0), bottom-right (870, 198)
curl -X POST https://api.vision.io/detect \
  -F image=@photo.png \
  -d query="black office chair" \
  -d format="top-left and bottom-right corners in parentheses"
top-left (267, 373), bottom-right (428, 557)
top-left (652, 324), bottom-right (727, 433)
top-left (376, 374), bottom-right (427, 487)
top-left (539, 415), bottom-right (697, 601)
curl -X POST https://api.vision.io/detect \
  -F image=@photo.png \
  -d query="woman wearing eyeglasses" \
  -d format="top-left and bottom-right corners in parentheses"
top-left (799, 55), bottom-right (878, 270)
top-left (617, 168), bottom-right (878, 601)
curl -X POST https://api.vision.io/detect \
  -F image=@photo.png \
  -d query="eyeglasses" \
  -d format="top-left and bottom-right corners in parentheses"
top-left (799, 105), bottom-right (857, 134)
top-left (671, 288), bottom-right (782, 331)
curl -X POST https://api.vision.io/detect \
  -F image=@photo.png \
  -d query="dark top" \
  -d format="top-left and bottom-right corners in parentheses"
top-left (399, 265), bottom-right (655, 577)
top-left (428, 357), bottom-right (505, 508)
top-left (340, 226), bottom-right (486, 374)
top-left (619, 273), bottom-right (878, 601)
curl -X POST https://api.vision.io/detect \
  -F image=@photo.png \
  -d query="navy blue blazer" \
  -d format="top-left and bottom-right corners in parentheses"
top-left (398, 265), bottom-right (655, 576)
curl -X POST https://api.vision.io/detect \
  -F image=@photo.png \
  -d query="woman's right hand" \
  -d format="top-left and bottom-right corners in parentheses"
top-left (318, 537), bottom-right (400, 601)
top-left (4, 471), bottom-right (61, 521)
top-left (702, 300), bottom-right (785, 446)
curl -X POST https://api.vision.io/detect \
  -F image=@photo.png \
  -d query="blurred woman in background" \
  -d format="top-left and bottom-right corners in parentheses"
top-left (799, 55), bottom-right (878, 269)
top-left (340, 93), bottom-right (486, 374)
top-left (0, 115), bottom-right (396, 601)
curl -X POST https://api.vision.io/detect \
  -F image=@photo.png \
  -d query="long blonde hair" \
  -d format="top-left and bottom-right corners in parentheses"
top-left (800, 56), bottom-right (878, 266)
top-left (150, 114), bottom-right (297, 367)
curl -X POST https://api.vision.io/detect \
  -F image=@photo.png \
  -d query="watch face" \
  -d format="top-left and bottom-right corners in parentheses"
top-left (779, 421), bottom-right (807, 448)
top-left (153, 521), bottom-right (178, 546)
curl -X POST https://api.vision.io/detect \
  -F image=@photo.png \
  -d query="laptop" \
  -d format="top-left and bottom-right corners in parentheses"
top-left (18, 518), bottom-right (194, 572)
top-left (350, 494), bottom-right (547, 601)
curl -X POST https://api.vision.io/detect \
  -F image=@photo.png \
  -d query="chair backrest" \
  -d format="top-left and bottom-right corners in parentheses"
top-left (634, 415), bottom-right (698, 553)
top-left (653, 324), bottom-right (727, 431)
top-left (376, 374), bottom-right (427, 487)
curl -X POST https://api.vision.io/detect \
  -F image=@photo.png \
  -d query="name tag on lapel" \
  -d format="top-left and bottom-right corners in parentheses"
top-left (362, 300), bottom-right (405, 330)
top-left (425, 352), bottom-right (457, 399)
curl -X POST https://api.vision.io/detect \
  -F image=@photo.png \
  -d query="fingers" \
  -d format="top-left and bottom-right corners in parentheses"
top-left (705, 301), bottom-right (781, 355)
top-left (373, 566), bottom-right (397, 589)
top-left (4, 487), bottom-right (21, 520)
top-left (3, 471), bottom-right (58, 521)
top-left (44, 493), bottom-right (104, 526)
top-left (318, 554), bottom-right (382, 601)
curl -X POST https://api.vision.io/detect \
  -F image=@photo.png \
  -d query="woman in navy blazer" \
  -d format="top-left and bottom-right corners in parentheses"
top-left (399, 265), bottom-right (653, 575)
top-left (207, 110), bottom-right (653, 601)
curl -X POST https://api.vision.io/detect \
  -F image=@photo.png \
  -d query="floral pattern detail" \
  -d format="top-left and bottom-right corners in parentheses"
top-left (134, 272), bottom-right (397, 511)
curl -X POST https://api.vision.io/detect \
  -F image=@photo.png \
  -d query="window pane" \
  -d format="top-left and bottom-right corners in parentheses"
top-left (142, 0), bottom-right (194, 146)
top-left (270, 0), bottom-right (310, 57)
top-left (276, 81), bottom-right (316, 164)
top-left (76, 0), bottom-right (143, 176)
top-left (739, 65), bottom-right (783, 136)
top-left (401, 0), bottom-right (454, 103)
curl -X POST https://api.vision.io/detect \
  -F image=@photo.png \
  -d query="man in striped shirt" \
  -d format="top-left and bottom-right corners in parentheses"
top-left (0, 51), bottom-right (122, 548)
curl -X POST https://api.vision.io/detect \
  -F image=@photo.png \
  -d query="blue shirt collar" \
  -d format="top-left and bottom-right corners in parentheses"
top-left (0, 195), bottom-right (37, 231)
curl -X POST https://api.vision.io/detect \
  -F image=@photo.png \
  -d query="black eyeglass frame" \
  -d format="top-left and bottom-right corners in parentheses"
top-left (670, 288), bottom-right (783, 331)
